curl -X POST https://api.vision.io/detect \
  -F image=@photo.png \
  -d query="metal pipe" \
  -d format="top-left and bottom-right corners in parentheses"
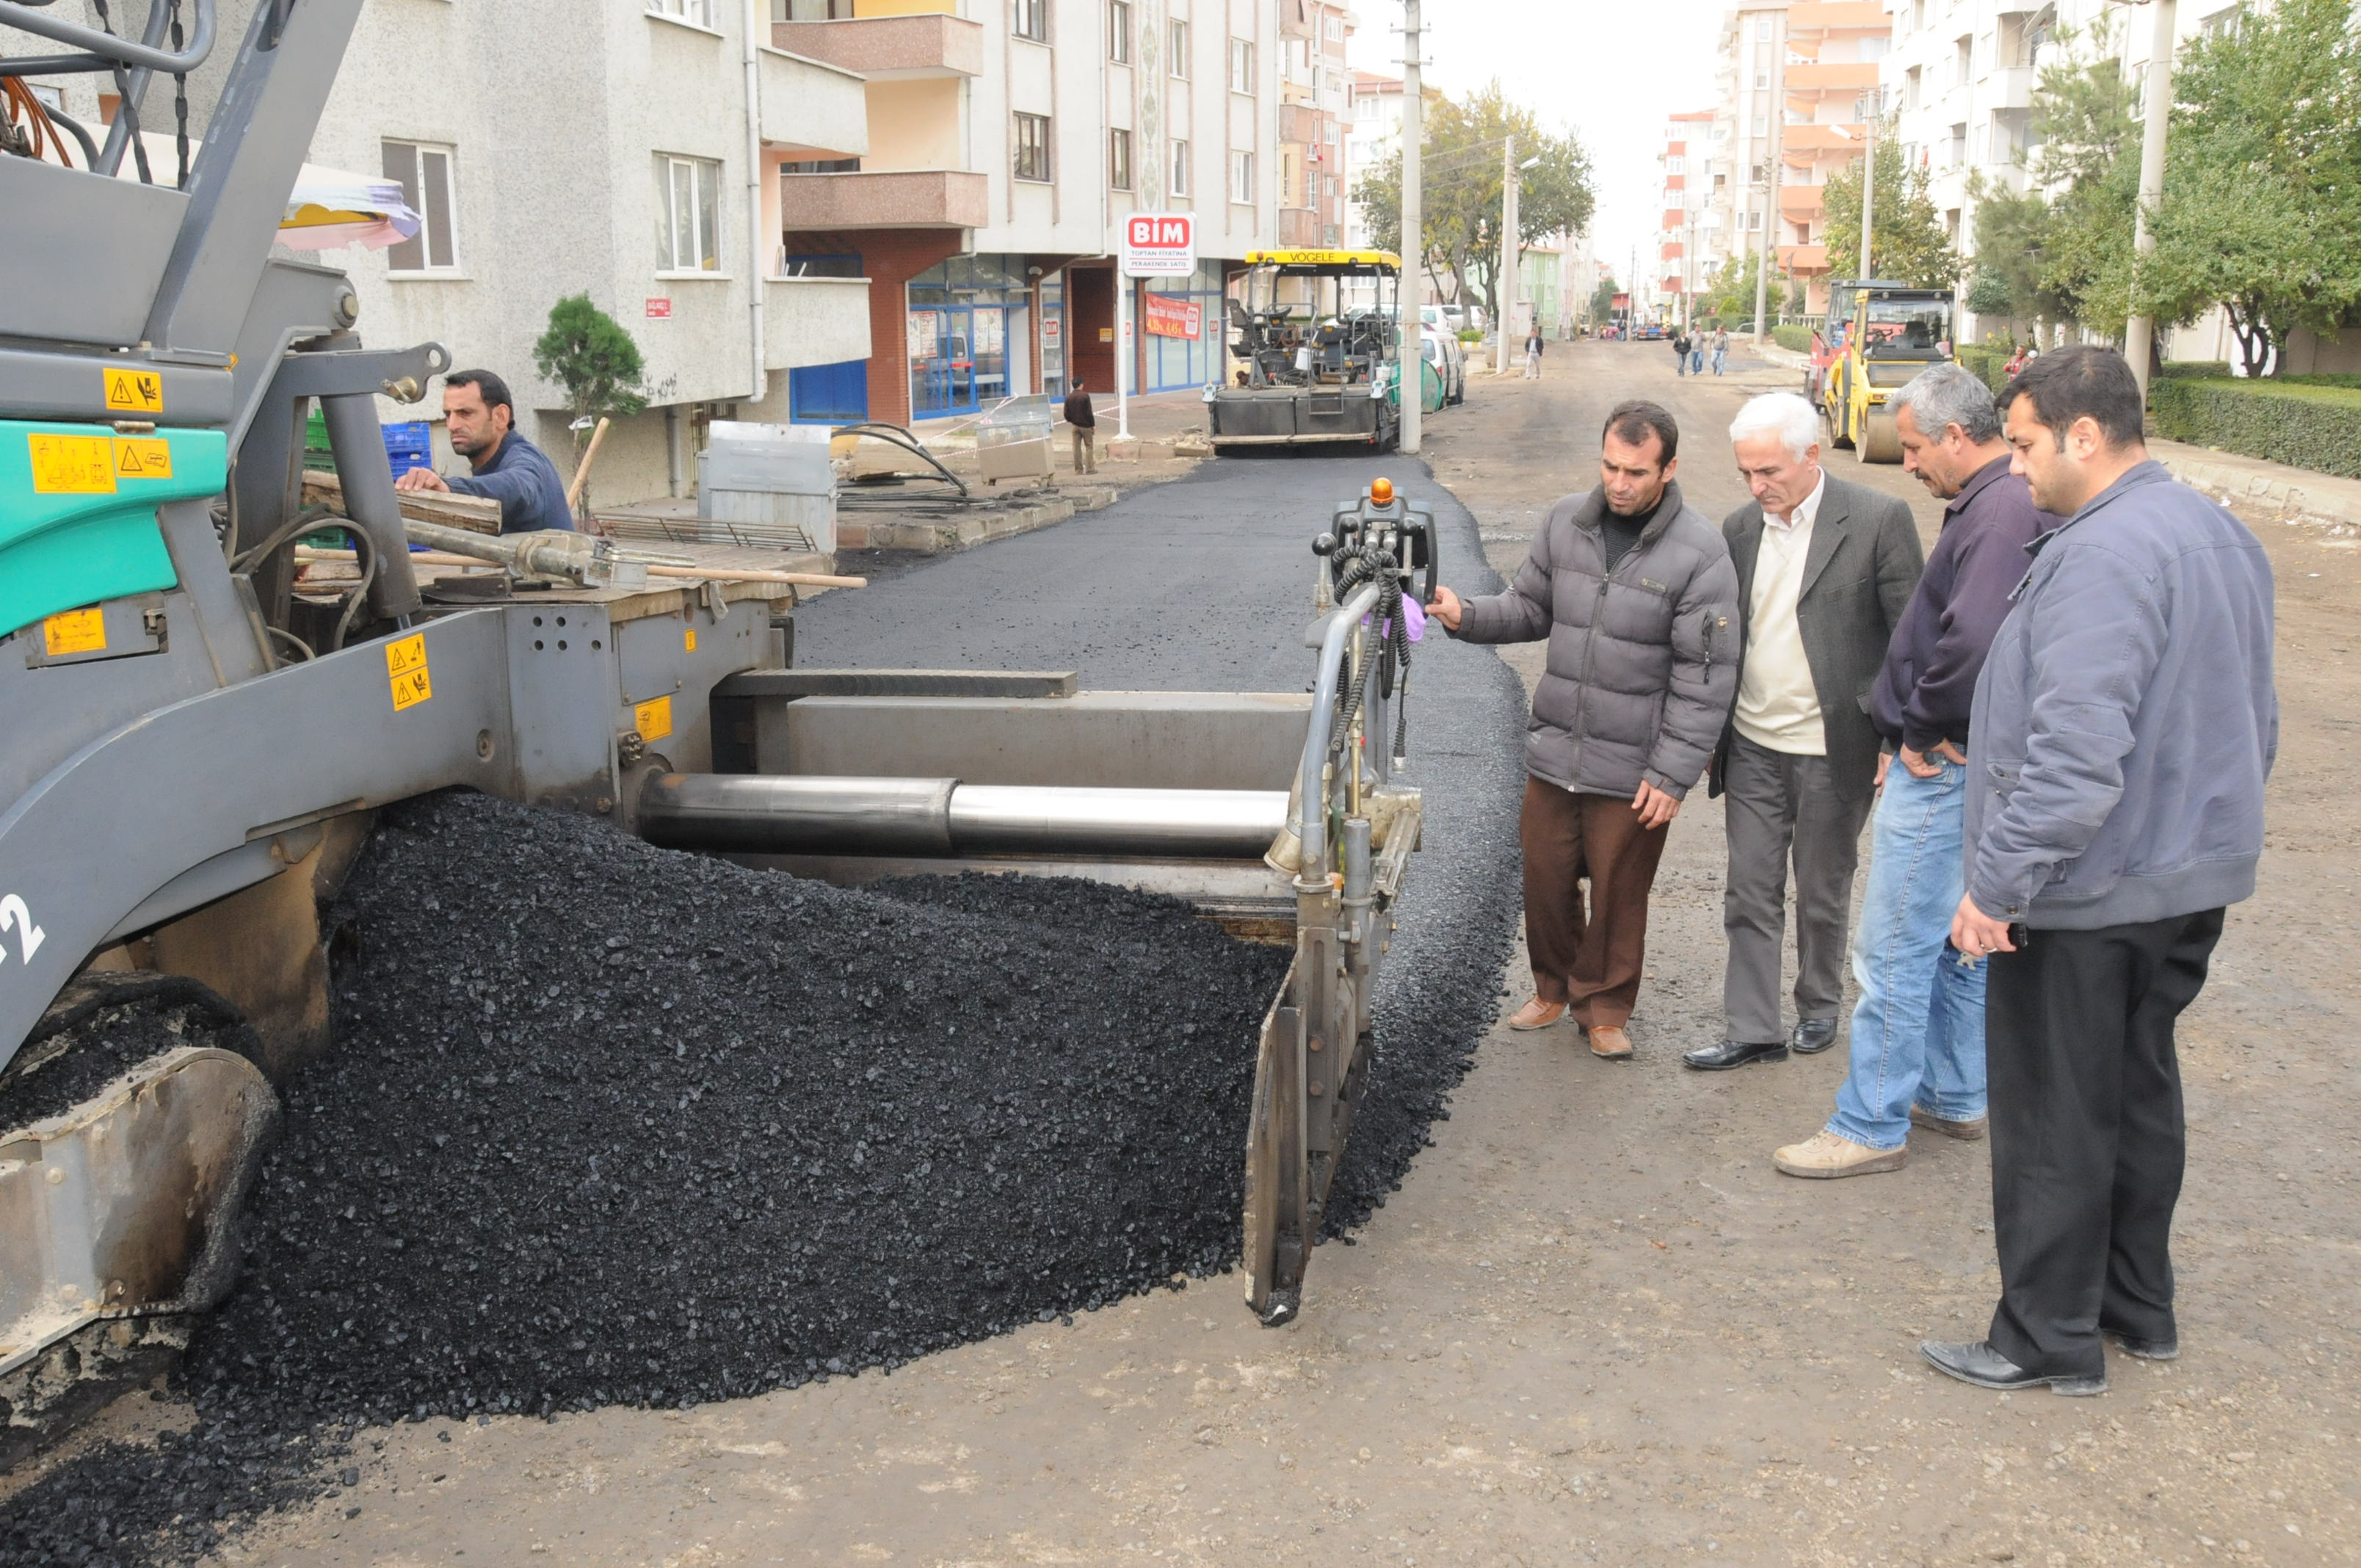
top-left (0, 0), bottom-right (215, 76)
top-left (949, 785), bottom-right (1284, 857)
top-left (639, 774), bottom-right (957, 856)
top-left (637, 774), bottom-right (1287, 860)
top-left (1294, 581), bottom-right (1383, 885)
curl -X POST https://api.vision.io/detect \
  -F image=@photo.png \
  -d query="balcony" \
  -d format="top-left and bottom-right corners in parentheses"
top-left (777, 169), bottom-right (988, 231)
top-left (1784, 60), bottom-right (1879, 92)
top-left (764, 277), bottom-right (872, 371)
top-left (1780, 242), bottom-right (1832, 274)
top-left (1984, 64), bottom-right (2036, 110)
top-left (760, 47), bottom-right (868, 158)
top-left (1787, 2), bottom-right (1892, 32)
top-left (1780, 186), bottom-right (1827, 220)
top-left (1277, 208), bottom-right (1322, 247)
top-left (771, 12), bottom-right (984, 79)
top-left (1280, 104), bottom-right (1324, 145)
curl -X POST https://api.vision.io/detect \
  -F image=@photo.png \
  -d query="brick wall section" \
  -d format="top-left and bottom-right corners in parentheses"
top-left (786, 229), bottom-right (965, 428)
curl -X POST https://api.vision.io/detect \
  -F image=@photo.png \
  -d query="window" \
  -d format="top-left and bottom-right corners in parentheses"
top-left (1109, 128), bottom-right (1133, 189)
top-left (1860, 34), bottom-right (1889, 61)
top-left (772, 0), bottom-right (853, 16)
top-left (1169, 19), bottom-right (1189, 74)
top-left (647, 0), bottom-right (716, 27)
top-left (656, 154), bottom-right (722, 272)
top-left (1230, 149), bottom-right (1254, 203)
top-left (1013, 112), bottom-right (1051, 181)
top-left (1227, 37), bottom-right (1255, 93)
top-left (1171, 138), bottom-right (1189, 196)
top-left (29, 82), bottom-right (64, 112)
top-left (1354, 92), bottom-right (1377, 120)
top-left (1748, 209), bottom-right (1763, 231)
top-left (382, 140), bottom-right (458, 272)
top-left (1755, 72), bottom-right (1769, 88)
top-left (1109, 0), bottom-right (1131, 62)
top-left (1754, 16), bottom-right (1772, 40)
top-left (1326, 14), bottom-right (1343, 40)
top-left (1012, 0), bottom-right (1047, 43)
top-left (1666, 156), bottom-right (1684, 175)
top-left (1752, 115), bottom-right (1767, 134)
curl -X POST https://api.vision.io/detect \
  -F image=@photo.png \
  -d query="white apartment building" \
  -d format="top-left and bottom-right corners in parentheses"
top-left (1343, 68), bottom-right (1408, 255)
top-left (18, 0), bottom-right (1290, 500)
top-left (1881, 0), bottom-right (2242, 346)
top-left (1656, 110), bottom-right (1715, 322)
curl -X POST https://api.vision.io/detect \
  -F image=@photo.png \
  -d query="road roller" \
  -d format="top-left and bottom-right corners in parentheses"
top-left (0, 0), bottom-right (1435, 1455)
top-left (1825, 285), bottom-right (1956, 462)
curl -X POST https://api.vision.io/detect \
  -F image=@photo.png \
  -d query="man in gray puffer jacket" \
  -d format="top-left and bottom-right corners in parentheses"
top-left (1429, 400), bottom-right (1741, 1060)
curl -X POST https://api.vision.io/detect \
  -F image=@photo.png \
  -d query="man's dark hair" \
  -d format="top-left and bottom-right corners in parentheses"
top-left (1602, 399), bottom-right (1680, 464)
top-left (446, 369), bottom-right (515, 416)
top-left (1998, 344), bottom-right (2144, 449)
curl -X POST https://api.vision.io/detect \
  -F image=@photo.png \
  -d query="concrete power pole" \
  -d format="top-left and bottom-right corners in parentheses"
top-left (1752, 7), bottom-right (1785, 344)
top-left (1400, 0), bottom-right (1424, 454)
top-left (1495, 134), bottom-right (1517, 377)
top-left (1858, 97), bottom-right (1876, 280)
top-left (2124, 0), bottom-right (2178, 405)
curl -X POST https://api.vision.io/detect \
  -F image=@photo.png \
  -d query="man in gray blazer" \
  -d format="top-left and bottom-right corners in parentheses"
top-left (1684, 393), bottom-right (1926, 1071)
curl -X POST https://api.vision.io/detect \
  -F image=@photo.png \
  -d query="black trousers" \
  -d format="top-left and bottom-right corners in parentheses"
top-left (1984, 907), bottom-right (2224, 1377)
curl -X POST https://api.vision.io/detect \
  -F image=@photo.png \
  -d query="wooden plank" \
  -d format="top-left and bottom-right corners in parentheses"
top-left (301, 468), bottom-right (501, 534)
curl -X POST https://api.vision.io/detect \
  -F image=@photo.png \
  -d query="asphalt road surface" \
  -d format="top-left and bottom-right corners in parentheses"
top-left (77, 342), bottom-right (2355, 1567)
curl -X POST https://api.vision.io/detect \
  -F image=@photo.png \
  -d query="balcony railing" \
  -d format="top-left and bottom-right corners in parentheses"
top-left (1277, 208), bottom-right (1322, 247)
top-left (764, 276), bottom-right (872, 371)
top-left (777, 169), bottom-right (989, 231)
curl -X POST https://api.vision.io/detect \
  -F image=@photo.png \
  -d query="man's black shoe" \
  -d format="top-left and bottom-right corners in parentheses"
top-left (1919, 1339), bottom-right (2107, 1396)
top-left (2108, 1331), bottom-right (2180, 1362)
top-left (1789, 1018), bottom-right (1839, 1055)
top-left (1681, 1039), bottom-right (1788, 1071)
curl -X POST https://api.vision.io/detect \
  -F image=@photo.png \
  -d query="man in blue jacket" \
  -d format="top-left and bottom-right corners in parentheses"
top-left (1923, 346), bottom-right (2277, 1396)
top-left (394, 369), bottom-right (576, 534)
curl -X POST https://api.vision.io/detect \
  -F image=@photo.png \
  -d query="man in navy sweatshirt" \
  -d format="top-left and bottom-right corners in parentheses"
top-left (394, 369), bottom-right (575, 534)
top-left (1773, 363), bottom-right (2061, 1180)
top-left (1925, 346), bottom-right (2277, 1396)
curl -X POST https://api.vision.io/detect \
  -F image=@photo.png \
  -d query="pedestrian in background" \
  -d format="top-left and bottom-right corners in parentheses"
top-left (1062, 378), bottom-right (1097, 475)
top-left (1923, 346), bottom-right (2277, 1396)
top-left (1686, 392), bottom-right (1925, 1073)
top-left (1712, 327), bottom-right (1730, 377)
top-left (1426, 401), bottom-right (1739, 1062)
top-left (1691, 336), bottom-right (1707, 376)
top-left (1675, 328), bottom-right (1694, 376)
top-left (1774, 365), bottom-right (2061, 1177)
top-left (1524, 327), bottom-right (1545, 380)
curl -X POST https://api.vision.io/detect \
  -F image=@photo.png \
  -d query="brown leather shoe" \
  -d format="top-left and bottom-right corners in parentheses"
top-left (1588, 1024), bottom-right (1634, 1060)
top-left (1506, 998), bottom-right (1567, 1031)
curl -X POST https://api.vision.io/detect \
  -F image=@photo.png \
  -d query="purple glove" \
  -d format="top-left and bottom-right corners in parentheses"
top-left (1372, 596), bottom-right (1426, 643)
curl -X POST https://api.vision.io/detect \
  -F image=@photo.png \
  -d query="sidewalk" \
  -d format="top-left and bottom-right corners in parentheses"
top-left (2152, 438), bottom-right (2361, 539)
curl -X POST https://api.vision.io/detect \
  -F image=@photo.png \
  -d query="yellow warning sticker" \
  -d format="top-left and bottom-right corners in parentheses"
top-left (112, 437), bottom-right (173, 479)
top-left (43, 607), bottom-right (107, 657)
top-left (28, 434), bottom-right (116, 494)
top-left (683, 628), bottom-right (697, 653)
top-left (385, 633), bottom-right (432, 712)
top-left (104, 368), bottom-right (164, 414)
top-left (634, 694), bottom-right (674, 741)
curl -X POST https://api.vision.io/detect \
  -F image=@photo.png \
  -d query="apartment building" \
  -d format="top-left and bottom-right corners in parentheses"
top-left (1655, 110), bottom-right (1714, 322)
top-left (1881, 0), bottom-right (2241, 345)
top-left (24, 0), bottom-right (879, 504)
top-left (1707, 2), bottom-right (1783, 294)
top-left (776, 0), bottom-right (1285, 424)
top-left (1277, 1), bottom-right (1354, 250)
top-left (1343, 68), bottom-right (1406, 255)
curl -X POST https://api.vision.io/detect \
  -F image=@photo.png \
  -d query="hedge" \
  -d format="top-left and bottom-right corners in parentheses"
top-left (1955, 344), bottom-right (2010, 395)
top-left (2148, 376), bottom-right (2361, 479)
top-left (1772, 324), bottom-right (1813, 353)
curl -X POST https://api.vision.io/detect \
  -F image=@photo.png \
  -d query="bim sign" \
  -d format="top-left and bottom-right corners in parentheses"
top-left (1121, 213), bottom-right (1196, 277)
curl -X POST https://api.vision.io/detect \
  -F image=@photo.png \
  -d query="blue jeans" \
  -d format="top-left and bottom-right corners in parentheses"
top-left (1826, 758), bottom-right (1989, 1150)
top-left (1712, 348), bottom-right (1727, 375)
top-left (1691, 349), bottom-right (1705, 374)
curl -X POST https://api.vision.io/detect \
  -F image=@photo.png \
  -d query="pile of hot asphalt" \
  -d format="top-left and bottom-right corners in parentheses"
top-left (2, 791), bottom-right (1293, 1564)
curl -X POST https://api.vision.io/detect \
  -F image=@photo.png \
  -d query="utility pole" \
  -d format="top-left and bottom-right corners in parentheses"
top-left (1752, 6), bottom-right (1784, 344)
top-left (1857, 92), bottom-right (1877, 280)
top-left (2124, 0), bottom-right (2177, 405)
top-left (1399, 0), bottom-right (1423, 454)
top-left (1495, 134), bottom-right (1517, 376)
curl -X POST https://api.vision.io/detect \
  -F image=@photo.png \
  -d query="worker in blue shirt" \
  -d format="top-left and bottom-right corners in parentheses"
top-left (394, 368), bottom-right (575, 534)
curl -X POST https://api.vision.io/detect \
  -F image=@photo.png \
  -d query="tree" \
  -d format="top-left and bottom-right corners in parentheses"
top-left (1589, 274), bottom-right (1620, 326)
top-left (1701, 251), bottom-right (1779, 323)
top-left (1350, 81), bottom-right (1596, 327)
top-left (1820, 116), bottom-right (1958, 288)
top-left (533, 295), bottom-right (648, 459)
top-left (2144, 0), bottom-right (2361, 377)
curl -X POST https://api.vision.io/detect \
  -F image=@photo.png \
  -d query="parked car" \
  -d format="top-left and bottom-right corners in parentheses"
top-left (1637, 323), bottom-right (1667, 341)
top-left (1420, 327), bottom-right (1467, 406)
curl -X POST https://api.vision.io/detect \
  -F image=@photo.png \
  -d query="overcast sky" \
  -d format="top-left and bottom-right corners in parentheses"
top-left (1346, 0), bottom-right (1727, 292)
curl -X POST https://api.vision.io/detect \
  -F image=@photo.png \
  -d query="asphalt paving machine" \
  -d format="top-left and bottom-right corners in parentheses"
top-left (1207, 249), bottom-right (1404, 451)
top-left (0, 0), bottom-right (1435, 1453)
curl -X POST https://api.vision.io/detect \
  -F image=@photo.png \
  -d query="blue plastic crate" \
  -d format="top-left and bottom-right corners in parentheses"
top-left (382, 421), bottom-right (433, 480)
